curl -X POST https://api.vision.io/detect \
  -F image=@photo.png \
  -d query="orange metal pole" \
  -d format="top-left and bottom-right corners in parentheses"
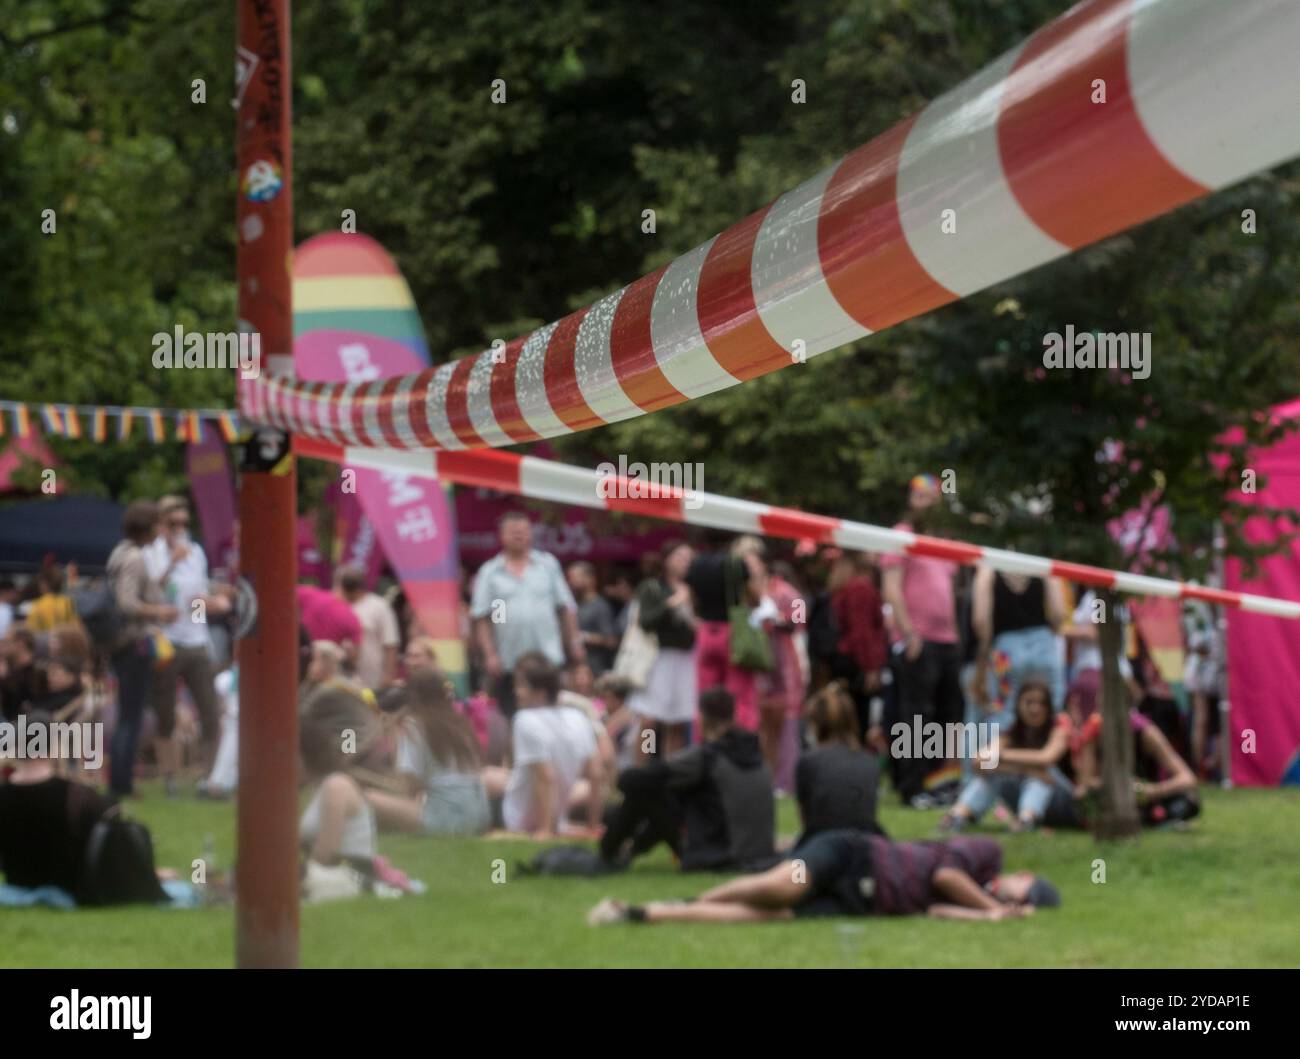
top-left (235, 0), bottom-right (298, 968)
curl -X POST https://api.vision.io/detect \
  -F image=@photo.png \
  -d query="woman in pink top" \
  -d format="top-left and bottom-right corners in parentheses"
top-left (880, 476), bottom-right (964, 808)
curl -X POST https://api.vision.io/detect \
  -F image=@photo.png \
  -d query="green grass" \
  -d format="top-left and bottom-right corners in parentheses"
top-left (2, 784), bottom-right (1297, 967)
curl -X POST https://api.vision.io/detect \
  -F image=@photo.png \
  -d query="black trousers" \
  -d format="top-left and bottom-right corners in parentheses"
top-left (599, 769), bottom-right (683, 863)
top-left (493, 670), bottom-right (517, 718)
top-left (894, 640), bottom-right (964, 802)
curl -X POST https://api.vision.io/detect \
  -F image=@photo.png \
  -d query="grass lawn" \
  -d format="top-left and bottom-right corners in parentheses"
top-left (2, 783), bottom-right (1297, 968)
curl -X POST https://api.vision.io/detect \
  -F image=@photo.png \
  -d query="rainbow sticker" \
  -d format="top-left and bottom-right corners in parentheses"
top-left (241, 159), bottom-right (283, 202)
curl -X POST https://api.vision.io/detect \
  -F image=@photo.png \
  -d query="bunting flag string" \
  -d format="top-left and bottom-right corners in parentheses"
top-left (0, 400), bottom-right (244, 445)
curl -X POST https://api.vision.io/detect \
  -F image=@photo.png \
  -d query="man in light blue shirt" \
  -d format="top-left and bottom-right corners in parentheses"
top-left (470, 512), bottom-right (585, 715)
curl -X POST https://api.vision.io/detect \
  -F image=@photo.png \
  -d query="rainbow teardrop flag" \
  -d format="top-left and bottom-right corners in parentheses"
top-left (39, 405), bottom-right (63, 435)
top-left (294, 233), bottom-right (467, 693)
top-left (14, 405), bottom-right (32, 437)
top-left (62, 406), bottom-right (81, 439)
top-left (146, 409), bottom-right (166, 442)
top-left (218, 412), bottom-right (239, 442)
top-left (117, 409), bottom-right (134, 440)
top-left (92, 408), bottom-right (108, 442)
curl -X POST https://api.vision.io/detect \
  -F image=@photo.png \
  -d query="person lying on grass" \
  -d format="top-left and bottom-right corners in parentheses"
top-left (587, 828), bottom-right (1060, 925)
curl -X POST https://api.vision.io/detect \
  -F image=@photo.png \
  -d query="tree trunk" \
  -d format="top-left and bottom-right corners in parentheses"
top-left (1095, 587), bottom-right (1141, 839)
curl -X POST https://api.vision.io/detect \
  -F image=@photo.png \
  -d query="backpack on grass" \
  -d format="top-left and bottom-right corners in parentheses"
top-left (78, 806), bottom-right (169, 907)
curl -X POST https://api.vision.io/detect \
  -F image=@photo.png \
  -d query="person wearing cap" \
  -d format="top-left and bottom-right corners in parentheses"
top-left (588, 829), bottom-right (1059, 925)
top-left (880, 474), bottom-right (965, 808)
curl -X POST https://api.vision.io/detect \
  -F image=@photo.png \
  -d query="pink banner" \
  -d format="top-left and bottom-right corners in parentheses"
top-left (327, 477), bottom-right (385, 588)
top-left (1225, 399), bottom-right (1300, 786)
top-left (185, 421), bottom-right (237, 577)
top-left (295, 329), bottom-right (465, 682)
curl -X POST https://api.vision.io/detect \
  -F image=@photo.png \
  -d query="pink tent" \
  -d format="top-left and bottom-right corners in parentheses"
top-left (1224, 398), bottom-right (1300, 786)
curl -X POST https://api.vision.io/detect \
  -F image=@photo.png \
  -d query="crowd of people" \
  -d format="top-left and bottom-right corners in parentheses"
top-left (0, 473), bottom-right (1220, 914)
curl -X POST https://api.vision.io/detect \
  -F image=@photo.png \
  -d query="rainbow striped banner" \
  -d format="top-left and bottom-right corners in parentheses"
top-left (146, 409), bottom-right (166, 442)
top-left (39, 405), bottom-right (63, 435)
top-left (92, 407), bottom-right (108, 442)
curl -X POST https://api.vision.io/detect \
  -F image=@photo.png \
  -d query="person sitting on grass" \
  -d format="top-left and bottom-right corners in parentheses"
top-left (941, 680), bottom-right (1082, 833)
top-left (794, 681), bottom-right (886, 845)
top-left (1073, 706), bottom-right (1200, 827)
top-left (598, 686), bottom-right (776, 872)
top-left (596, 673), bottom-right (638, 771)
top-left (0, 710), bottom-right (170, 907)
top-left (299, 687), bottom-right (380, 874)
top-left (481, 652), bottom-right (605, 839)
top-left (587, 828), bottom-right (1060, 925)
top-left (365, 669), bottom-right (490, 836)
top-left (0, 710), bottom-right (116, 901)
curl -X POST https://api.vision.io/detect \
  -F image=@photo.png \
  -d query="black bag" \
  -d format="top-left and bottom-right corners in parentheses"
top-left (517, 845), bottom-right (621, 878)
top-left (72, 581), bottom-right (124, 653)
top-left (78, 807), bottom-right (169, 906)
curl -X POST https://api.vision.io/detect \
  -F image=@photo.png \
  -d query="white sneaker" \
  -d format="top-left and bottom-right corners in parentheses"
top-left (586, 897), bottom-right (630, 926)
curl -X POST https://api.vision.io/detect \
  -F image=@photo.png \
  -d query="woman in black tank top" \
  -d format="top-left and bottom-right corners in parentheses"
top-left (971, 568), bottom-right (1066, 728)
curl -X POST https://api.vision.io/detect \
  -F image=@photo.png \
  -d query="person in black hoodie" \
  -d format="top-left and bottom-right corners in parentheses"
top-left (599, 687), bottom-right (776, 872)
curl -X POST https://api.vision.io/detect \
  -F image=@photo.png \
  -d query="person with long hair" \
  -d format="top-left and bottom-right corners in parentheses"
top-left (365, 670), bottom-right (490, 836)
top-left (626, 540), bottom-right (697, 759)
top-left (941, 680), bottom-right (1080, 832)
top-left (1072, 703), bottom-right (1200, 828)
top-left (794, 682), bottom-right (886, 844)
top-left (299, 687), bottom-right (380, 871)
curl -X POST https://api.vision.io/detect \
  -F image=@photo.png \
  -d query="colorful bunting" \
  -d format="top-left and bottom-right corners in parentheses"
top-left (0, 400), bottom-right (242, 446)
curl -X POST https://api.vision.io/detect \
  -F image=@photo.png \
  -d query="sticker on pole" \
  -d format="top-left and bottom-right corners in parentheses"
top-left (241, 426), bottom-right (290, 472)
top-left (241, 159), bottom-right (283, 202)
top-left (231, 576), bottom-right (259, 640)
top-left (232, 45), bottom-right (258, 110)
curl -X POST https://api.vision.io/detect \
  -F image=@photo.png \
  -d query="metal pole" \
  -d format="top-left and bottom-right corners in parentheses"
top-left (235, 0), bottom-right (299, 968)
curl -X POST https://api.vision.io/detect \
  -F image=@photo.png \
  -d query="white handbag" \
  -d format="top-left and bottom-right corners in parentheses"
top-left (613, 599), bottom-right (659, 689)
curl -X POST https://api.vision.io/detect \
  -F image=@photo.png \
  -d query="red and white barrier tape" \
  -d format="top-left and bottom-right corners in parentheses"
top-left (245, 0), bottom-right (1300, 450)
top-left (295, 435), bottom-right (1300, 620)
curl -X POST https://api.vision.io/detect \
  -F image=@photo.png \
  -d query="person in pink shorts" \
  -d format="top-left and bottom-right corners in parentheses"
top-left (687, 534), bottom-right (765, 731)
